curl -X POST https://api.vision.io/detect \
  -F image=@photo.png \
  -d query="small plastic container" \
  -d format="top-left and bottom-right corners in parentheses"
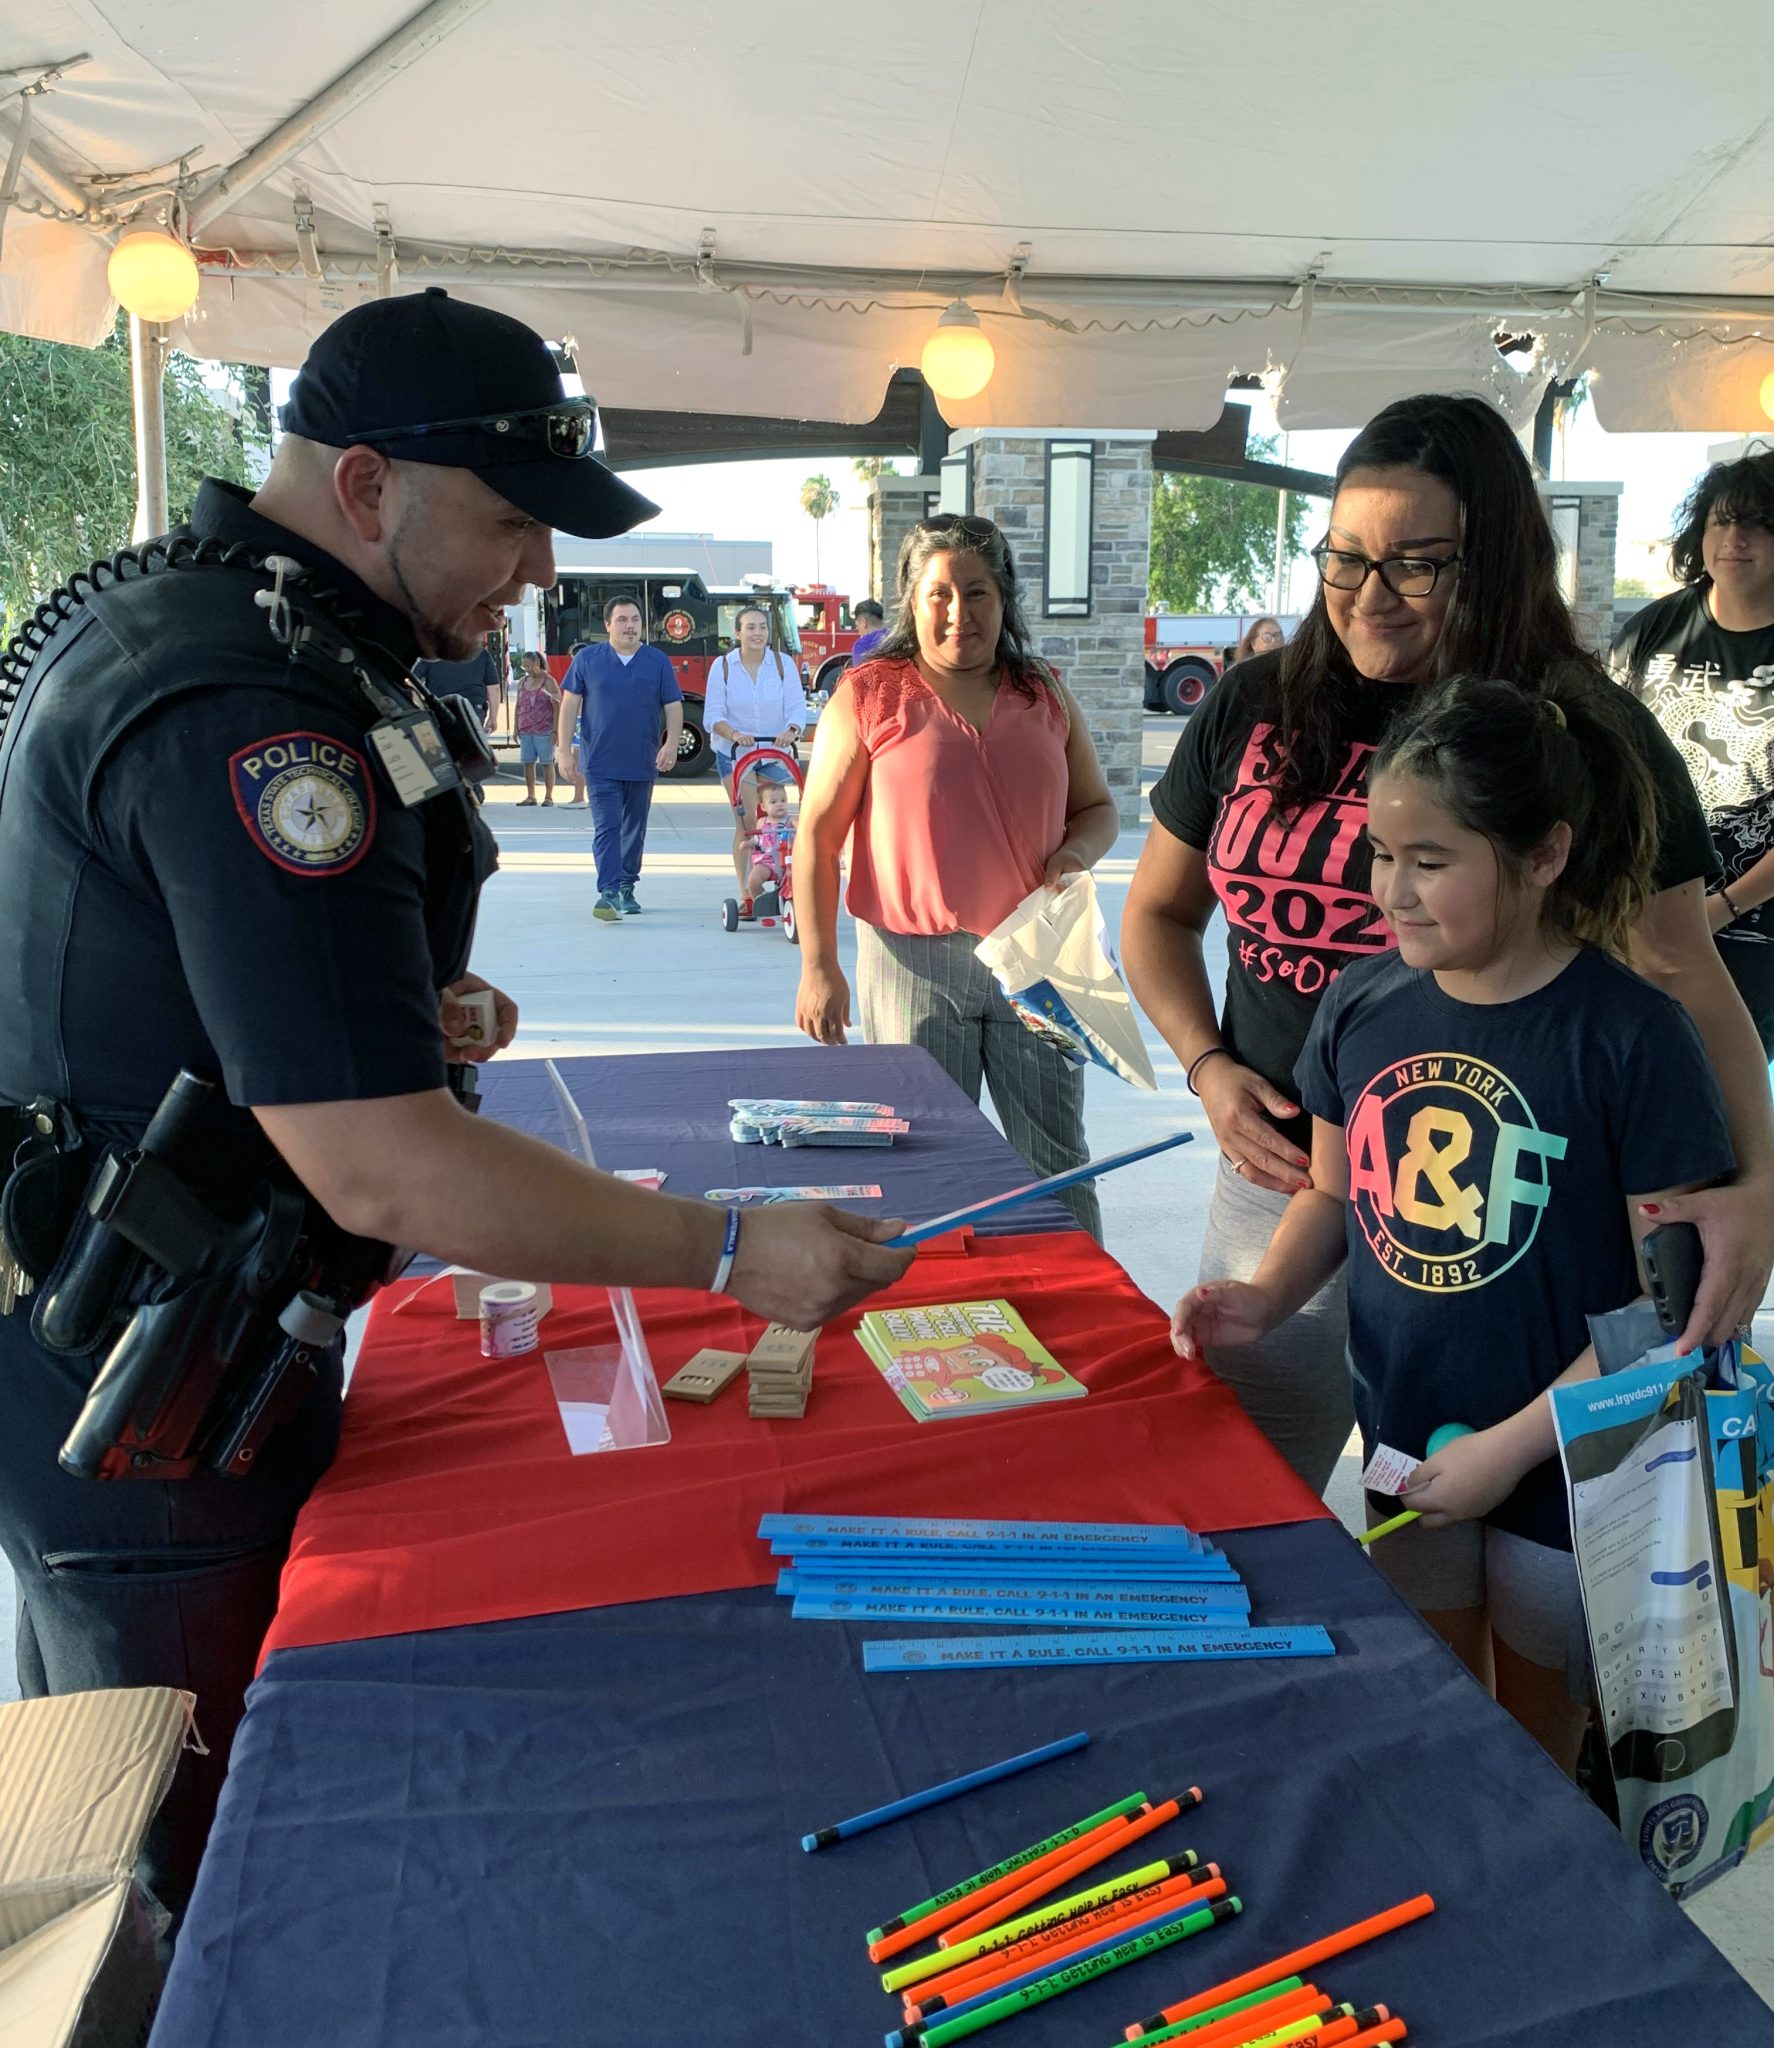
top-left (479, 1281), bottom-right (541, 1358)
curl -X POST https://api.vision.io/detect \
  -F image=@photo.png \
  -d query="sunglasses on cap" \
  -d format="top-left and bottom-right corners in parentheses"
top-left (346, 398), bottom-right (599, 460)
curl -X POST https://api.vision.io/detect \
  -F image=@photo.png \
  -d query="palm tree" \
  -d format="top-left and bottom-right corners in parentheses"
top-left (800, 473), bottom-right (838, 579)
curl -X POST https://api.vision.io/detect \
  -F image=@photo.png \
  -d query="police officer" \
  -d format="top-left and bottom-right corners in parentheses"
top-left (0, 289), bottom-right (912, 1918)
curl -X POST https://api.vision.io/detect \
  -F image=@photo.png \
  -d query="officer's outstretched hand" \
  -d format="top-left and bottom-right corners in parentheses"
top-left (440, 972), bottom-right (519, 1062)
top-left (727, 1204), bottom-right (914, 1329)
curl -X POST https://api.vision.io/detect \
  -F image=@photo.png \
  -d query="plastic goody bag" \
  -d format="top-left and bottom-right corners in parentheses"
top-left (1553, 1304), bottom-right (1774, 1897)
top-left (974, 873), bottom-right (1156, 1089)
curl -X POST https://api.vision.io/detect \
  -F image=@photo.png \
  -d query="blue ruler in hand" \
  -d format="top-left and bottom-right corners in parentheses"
top-left (863, 1627), bottom-right (1334, 1671)
top-left (883, 1131), bottom-right (1192, 1247)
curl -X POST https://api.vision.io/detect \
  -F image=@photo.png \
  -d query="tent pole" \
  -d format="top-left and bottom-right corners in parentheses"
top-left (129, 314), bottom-right (169, 541)
top-left (188, 0), bottom-right (491, 233)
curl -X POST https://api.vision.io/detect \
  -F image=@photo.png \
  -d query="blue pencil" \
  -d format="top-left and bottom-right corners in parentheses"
top-left (799, 1730), bottom-right (1088, 1852)
top-left (884, 1132), bottom-right (1192, 1246)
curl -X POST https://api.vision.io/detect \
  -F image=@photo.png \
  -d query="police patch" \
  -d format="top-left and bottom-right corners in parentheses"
top-left (229, 731), bottom-right (374, 875)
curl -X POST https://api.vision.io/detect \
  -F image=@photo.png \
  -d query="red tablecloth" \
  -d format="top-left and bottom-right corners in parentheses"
top-left (262, 1227), bottom-right (1329, 1659)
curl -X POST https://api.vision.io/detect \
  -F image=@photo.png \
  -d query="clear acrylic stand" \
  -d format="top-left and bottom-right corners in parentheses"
top-left (542, 1061), bottom-right (671, 1454)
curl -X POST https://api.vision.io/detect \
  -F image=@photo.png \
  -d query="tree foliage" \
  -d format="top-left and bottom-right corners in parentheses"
top-left (799, 472), bottom-right (839, 577)
top-left (1148, 434), bottom-right (1312, 613)
top-left (0, 319), bottom-right (263, 631)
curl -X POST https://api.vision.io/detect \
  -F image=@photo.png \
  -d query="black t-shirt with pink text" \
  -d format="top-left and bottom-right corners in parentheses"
top-left (1149, 650), bottom-right (1717, 1150)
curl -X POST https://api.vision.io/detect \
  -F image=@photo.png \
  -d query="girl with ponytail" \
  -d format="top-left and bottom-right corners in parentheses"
top-left (1171, 673), bottom-right (1735, 1772)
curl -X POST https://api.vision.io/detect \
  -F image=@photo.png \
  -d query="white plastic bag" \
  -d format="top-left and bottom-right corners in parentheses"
top-left (974, 873), bottom-right (1156, 1090)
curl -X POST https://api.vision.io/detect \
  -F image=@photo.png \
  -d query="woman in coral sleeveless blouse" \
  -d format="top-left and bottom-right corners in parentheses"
top-left (793, 515), bottom-right (1120, 1235)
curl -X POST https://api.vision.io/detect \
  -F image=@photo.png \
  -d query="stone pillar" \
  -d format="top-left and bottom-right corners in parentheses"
top-left (1537, 480), bottom-right (1621, 655)
top-left (867, 473), bottom-right (939, 604)
top-left (958, 431), bottom-right (1154, 827)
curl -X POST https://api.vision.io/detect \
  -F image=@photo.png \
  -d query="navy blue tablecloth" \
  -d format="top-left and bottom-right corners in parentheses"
top-left (153, 1522), bottom-right (1773, 2047)
top-left (469, 1042), bottom-right (1082, 1238)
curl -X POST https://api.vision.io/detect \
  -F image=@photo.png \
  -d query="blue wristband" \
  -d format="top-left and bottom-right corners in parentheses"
top-left (712, 1206), bottom-right (742, 1294)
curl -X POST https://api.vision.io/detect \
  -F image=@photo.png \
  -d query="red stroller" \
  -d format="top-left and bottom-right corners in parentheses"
top-left (720, 743), bottom-right (804, 944)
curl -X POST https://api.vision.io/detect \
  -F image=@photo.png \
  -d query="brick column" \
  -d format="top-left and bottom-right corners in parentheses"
top-left (960, 432), bottom-right (1153, 827)
top-left (867, 473), bottom-right (939, 604)
top-left (1538, 481), bottom-right (1622, 655)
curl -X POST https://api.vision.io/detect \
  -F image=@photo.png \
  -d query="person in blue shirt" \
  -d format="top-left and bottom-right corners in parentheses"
top-left (849, 598), bottom-right (888, 662)
top-left (556, 596), bottom-right (683, 918)
top-left (1171, 674), bottom-right (1735, 1773)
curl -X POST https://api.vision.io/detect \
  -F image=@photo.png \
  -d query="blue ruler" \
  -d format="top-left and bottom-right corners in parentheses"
top-left (776, 1571), bottom-right (1251, 1611)
top-left (766, 1540), bottom-right (1220, 1564)
top-left (779, 1558), bottom-right (1243, 1586)
top-left (794, 1593), bottom-right (1254, 1628)
top-left (883, 1131), bottom-right (1193, 1246)
top-left (758, 1514), bottom-right (1209, 1550)
top-left (863, 1627), bottom-right (1334, 1671)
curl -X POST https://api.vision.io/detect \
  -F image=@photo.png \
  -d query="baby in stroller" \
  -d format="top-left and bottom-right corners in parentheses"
top-left (744, 780), bottom-right (796, 913)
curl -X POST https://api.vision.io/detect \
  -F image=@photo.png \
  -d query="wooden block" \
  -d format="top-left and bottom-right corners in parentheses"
top-left (747, 1323), bottom-right (818, 1372)
top-left (662, 1348), bottom-right (748, 1405)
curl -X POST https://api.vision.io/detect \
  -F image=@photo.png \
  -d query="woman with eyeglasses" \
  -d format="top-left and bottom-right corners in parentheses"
top-left (1122, 391), bottom-right (1774, 1493)
top-left (794, 515), bottom-right (1121, 1236)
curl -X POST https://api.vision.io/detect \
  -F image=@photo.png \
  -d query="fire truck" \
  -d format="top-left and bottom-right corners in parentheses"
top-left (793, 585), bottom-right (870, 697)
top-left (1142, 611), bottom-right (1303, 715)
top-left (512, 569), bottom-right (810, 779)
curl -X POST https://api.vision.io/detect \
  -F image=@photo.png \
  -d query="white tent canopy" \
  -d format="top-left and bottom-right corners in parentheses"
top-left (3, 0), bottom-right (1773, 433)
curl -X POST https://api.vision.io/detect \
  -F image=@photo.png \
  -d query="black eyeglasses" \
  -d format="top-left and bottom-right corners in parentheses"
top-left (347, 399), bottom-right (599, 460)
top-left (1310, 542), bottom-right (1461, 598)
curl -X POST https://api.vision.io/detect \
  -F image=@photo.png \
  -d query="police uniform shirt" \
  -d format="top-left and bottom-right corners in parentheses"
top-left (0, 480), bottom-right (488, 1132)
top-left (561, 641), bottom-right (682, 780)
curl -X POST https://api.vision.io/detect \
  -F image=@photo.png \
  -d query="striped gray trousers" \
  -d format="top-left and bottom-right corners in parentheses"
top-left (855, 923), bottom-right (1102, 1239)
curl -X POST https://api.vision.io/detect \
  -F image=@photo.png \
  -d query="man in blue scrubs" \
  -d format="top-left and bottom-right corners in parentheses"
top-left (556, 596), bottom-right (683, 918)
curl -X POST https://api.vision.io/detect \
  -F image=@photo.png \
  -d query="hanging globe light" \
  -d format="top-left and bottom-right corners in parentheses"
top-left (920, 300), bottom-right (996, 403)
top-left (107, 229), bottom-right (201, 323)
top-left (1760, 368), bottom-right (1774, 423)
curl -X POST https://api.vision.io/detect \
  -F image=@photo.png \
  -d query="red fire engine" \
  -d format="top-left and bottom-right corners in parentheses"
top-left (523, 569), bottom-right (810, 779)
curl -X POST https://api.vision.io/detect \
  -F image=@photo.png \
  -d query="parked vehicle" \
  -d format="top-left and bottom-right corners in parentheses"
top-left (1143, 611), bottom-right (1303, 714)
top-left (509, 569), bottom-right (810, 779)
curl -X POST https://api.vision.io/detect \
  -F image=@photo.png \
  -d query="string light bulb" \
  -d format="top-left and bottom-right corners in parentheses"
top-left (920, 300), bottom-right (996, 402)
top-left (107, 228), bottom-right (201, 323)
top-left (1760, 369), bottom-right (1774, 423)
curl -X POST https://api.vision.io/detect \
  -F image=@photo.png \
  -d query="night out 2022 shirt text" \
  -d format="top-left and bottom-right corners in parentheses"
top-left (1296, 946), bottom-right (1733, 1546)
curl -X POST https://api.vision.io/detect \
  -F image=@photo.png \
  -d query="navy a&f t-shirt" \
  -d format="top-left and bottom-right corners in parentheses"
top-left (1295, 946), bottom-right (1733, 1547)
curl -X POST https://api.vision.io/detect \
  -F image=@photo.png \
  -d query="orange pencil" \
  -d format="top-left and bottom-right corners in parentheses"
top-left (1126, 1894), bottom-right (1434, 2035)
top-left (910, 1878), bottom-right (1229, 2020)
top-left (869, 1808), bottom-right (1149, 1964)
top-left (1329, 2022), bottom-right (1405, 2048)
top-left (942, 1790), bottom-right (1200, 1947)
top-left (1220, 2004), bottom-right (1375, 2048)
top-left (1181, 1991), bottom-right (1332, 2048)
top-left (908, 1869), bottom-right (1219, 2014)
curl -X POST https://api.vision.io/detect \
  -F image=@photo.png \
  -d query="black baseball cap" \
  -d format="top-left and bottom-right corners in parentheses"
top-left (280, 287), bottom-right (658, 539)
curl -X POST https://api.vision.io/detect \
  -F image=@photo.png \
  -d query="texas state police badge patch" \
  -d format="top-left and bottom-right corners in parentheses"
top-left (229, 731), bottom-right (375, 875)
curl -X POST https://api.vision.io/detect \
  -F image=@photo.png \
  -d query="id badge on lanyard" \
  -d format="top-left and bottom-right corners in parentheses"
top-left (366, 708), bottom-right (462, 806)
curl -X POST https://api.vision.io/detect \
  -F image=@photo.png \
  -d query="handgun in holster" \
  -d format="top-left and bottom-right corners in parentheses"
top-left (35, 1070), bottom-right (359, 1481)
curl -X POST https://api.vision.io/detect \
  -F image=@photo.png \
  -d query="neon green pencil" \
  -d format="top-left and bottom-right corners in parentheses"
top-left (1131, 1977), bottom-right (1309, 2045)
top-left (867, 1792), bottom-right (1149, 1946)
top-left (922, 1897), bottom-right (1242, 2047)
top-left (883, 1853), bottom-right (1198, 1992)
